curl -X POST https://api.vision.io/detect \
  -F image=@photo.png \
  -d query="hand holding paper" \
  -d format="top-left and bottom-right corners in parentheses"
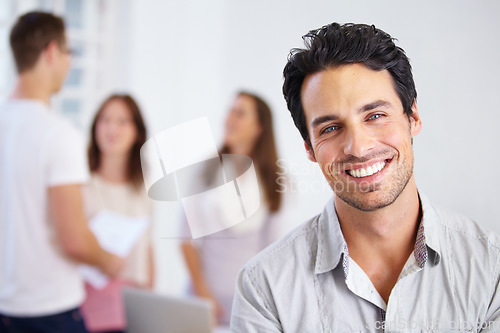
top-left (80, 210), bottom-right (150, 289)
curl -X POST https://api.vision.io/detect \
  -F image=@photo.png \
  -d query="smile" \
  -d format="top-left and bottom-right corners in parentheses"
top-left (346, 161), bottom-right (386, 178)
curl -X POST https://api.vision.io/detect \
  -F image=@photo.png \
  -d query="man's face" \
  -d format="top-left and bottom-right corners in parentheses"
top-left (53, 37), bottom-right (72, 92)
top-left (301, 63), bottom-right (421, 211)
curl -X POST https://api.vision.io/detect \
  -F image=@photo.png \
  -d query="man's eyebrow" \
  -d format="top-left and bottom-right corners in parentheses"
top-left (359, 100), bottom-right (391, 113)
top-left (311, 114), bottom-right (339, 128)
top-left (310, 101), bottom-right (391, 128)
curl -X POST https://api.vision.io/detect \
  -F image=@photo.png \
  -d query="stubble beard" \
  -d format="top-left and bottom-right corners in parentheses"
top-left (328, 153), bottom-right (414, 212)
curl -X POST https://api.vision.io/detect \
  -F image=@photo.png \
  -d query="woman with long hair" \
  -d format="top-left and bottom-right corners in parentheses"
top-left (181, 91), bottom-right (285, 326)
top-left (80, 94), bottom-right (154, 333)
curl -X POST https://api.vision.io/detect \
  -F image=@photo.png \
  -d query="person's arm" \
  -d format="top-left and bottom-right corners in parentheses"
top-left (147, 244), bottom-right (155, 289)
top-left (230, 267), bottom-right (282, 332)
top-left (180, 241), bottom-right (224, 322)
top-left (48, 184), bottom-right (124, 278)
top-left (266, 181), bottom-right (297, 246)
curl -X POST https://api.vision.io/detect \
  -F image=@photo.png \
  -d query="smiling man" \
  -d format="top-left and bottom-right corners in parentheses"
top-left (230, 23), bottom-right (500, 332)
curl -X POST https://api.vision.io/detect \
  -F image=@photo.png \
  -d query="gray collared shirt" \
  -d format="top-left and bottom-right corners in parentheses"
top-left (230, 194), bottom-right (500, 332)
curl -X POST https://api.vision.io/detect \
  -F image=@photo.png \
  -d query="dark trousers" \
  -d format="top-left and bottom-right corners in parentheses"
top-left (0, 308), bottom-right (88, 333)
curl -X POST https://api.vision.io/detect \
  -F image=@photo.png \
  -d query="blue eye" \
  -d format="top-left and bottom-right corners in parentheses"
top-left (322, 125), bottom-right (339, 134)
top-left (369, 114), bottom-right (383, 120)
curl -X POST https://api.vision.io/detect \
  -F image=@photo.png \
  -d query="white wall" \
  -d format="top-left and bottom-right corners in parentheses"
top-left (121, 0), bottom-right (500, 295)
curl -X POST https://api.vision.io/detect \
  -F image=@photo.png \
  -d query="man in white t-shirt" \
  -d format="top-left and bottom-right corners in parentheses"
top-left (0, 11), bottom-right (124, 332)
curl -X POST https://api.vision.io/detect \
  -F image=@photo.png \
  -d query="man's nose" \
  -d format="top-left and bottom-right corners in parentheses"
top-left (342, 124), bottom-right (375, 157)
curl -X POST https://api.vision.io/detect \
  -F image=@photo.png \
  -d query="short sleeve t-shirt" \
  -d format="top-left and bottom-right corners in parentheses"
top-left (0, 99), bottom-right (89, 316)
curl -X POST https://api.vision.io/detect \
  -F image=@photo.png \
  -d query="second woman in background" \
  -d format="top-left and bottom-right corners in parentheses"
top-left (181, 91), bottom-right (285, 326)
top-left (80, 94), bottom-right (155, 333)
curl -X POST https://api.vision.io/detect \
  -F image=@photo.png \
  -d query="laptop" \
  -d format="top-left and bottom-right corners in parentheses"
top-left (123, 287), bottom-right (212, 333)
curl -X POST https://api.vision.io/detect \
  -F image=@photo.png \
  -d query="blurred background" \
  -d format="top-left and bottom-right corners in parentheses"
top-left (1, 0), bottom-right (499, 296)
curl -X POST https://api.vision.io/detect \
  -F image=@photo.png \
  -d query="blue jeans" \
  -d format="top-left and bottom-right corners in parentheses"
top-left (0, 308), bottom-right (88, 333)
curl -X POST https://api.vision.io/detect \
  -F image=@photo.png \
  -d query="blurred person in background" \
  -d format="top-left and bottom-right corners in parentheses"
top-left (79, 94), bottom-right (155, 333)
top-left (0, 12), bottom-right (123, 333)
top-left (181, 91), bottom-right (287, 326)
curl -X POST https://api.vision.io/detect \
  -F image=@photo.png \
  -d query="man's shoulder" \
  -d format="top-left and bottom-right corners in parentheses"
top-left (36, 108), bottom-right (81, 145)
top-left (431, 202), bottom-right (500, 254)
top-left (435, 207), bottom-right (500, 250)
top-left (241, 214), bottom-right (321, 277)
top-left (1, 99), bottom-right (75, 133)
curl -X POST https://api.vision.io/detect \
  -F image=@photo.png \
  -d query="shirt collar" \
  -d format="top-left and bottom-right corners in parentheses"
top-left (314, 196), bottom-right (349, 275)
top-left (418, 192), bottom-right (442, 265)
top-left (314, 192), bottom-right (442, 276)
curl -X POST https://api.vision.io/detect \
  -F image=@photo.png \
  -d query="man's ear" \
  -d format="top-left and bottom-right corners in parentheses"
top-left (304, 141), bottom-right (316, 162)
top-left (43, 40), bottom-right (59, 65)
top-left (409, 101), bottom-right (422, 137)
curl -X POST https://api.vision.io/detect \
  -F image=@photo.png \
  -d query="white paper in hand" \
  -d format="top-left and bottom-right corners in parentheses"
top-left (80, 210), bottom-right (150, 289)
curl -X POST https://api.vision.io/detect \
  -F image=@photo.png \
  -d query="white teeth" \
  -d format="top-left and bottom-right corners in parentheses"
top-left (348, 161), bottom-right (386, 178)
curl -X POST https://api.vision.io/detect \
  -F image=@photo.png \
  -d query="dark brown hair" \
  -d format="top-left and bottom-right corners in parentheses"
top-left (283, 22), bottom-right (416, 147)
top-left (9, 11), bottom-right (66, 73)
top-left (221, 91), bottom-right (282, 212)
top-left (88, 94), bottom-right (147, 190)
